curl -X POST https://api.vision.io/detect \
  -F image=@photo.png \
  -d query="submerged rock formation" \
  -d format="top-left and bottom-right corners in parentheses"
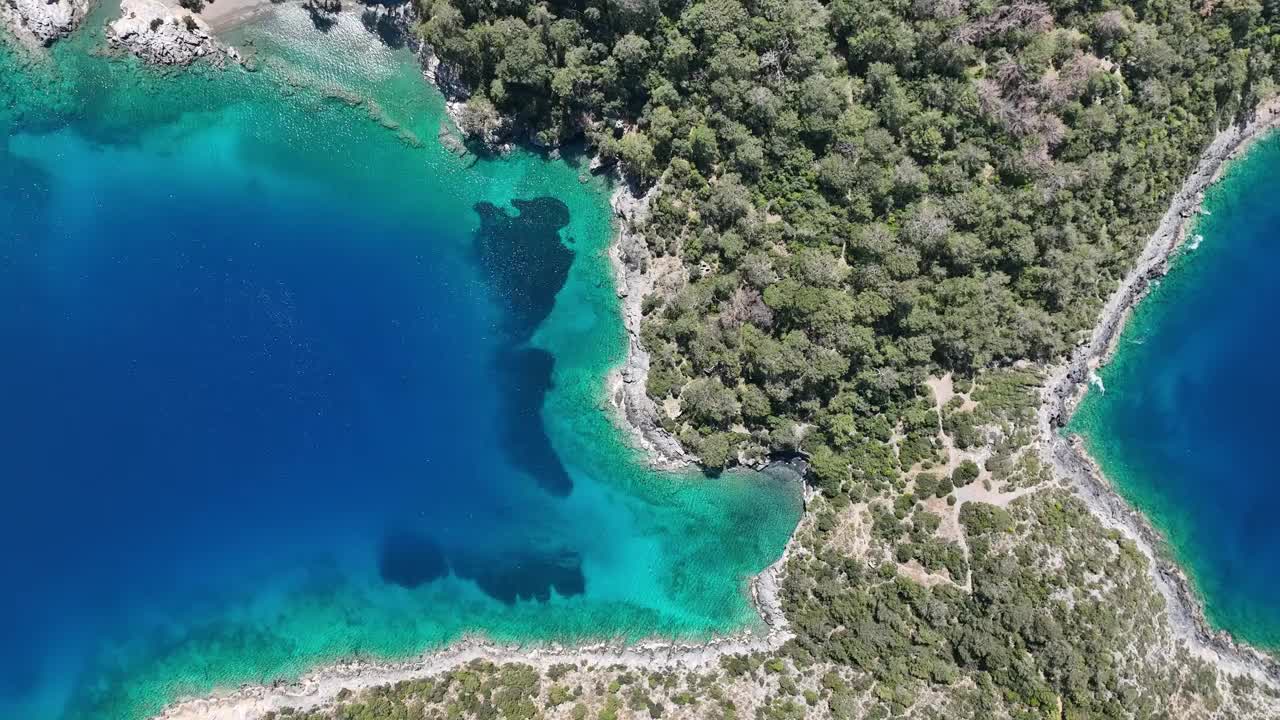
top-left (303, 0), bottom-right (340, 30)
top-left (108, 0), bottom-right (237, 66)
top-left (2, 0), bottom-right (91, 46)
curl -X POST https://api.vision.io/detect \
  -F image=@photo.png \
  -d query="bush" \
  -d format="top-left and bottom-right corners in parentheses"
top-left (913, 472), bottom-right (938, 498)
top-left (959, 503), bottom-right (1014, 536)
top-left (952, 460), bottom-right (979, 487)
top-left (935, 476), bottom-right (954, 498)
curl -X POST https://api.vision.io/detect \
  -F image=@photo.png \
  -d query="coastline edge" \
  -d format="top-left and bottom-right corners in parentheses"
top-left (1039, 97), bottom-right (1280, 684)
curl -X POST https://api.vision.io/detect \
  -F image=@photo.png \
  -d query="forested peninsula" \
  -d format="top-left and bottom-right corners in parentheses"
top-left (426, 0), bottom-right (1277, 476)
top-left (13, 0), bottom-right (1280, 716)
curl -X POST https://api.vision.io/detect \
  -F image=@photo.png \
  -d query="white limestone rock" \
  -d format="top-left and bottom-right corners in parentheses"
top-left (107, 0), bottom-right (225, 66)
top-left (3, 0), bottom-right (91, 46)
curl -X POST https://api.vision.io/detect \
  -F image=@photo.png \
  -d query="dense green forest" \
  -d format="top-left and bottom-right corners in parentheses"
top-left (422, 0), bottom-right (1278, 473)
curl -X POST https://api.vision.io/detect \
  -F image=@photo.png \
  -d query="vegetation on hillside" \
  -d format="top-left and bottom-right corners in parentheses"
top-left (311, 369), bottom-right (1280, 719)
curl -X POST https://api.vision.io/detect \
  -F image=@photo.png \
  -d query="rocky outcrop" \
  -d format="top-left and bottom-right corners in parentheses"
top-left (419, 45), bottom-right (516, 153)
top-left (420, 46), bottom-right (466, 101)
top-left (108, 0), bottom-right (238, 66)
top-left (2, 0), bottom-right (91, 46)
top-left (358, 0), bottom-right (414, 48)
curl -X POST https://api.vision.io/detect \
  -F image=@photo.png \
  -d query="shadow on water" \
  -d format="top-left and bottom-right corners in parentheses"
top-left (471, 197), bottom-right (576, 497)
top-left (378, 532), bottom-right (449, 589)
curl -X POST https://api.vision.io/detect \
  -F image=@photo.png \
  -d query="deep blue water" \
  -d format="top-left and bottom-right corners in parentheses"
top-left (1073, 132), bottom-right (1280, 649)
top-left (0, 15), bottom-right (800, 719)
top-left (0, 127), bottom-right (527, 693)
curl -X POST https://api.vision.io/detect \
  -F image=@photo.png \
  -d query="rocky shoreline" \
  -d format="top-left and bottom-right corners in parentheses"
top-left (418, 37), bottom-right (697, 471)
top-left (1039, 98), bottom-right (1280, 684)
top-left (604, 178), bottom-right (697, 470)
top-left (155, 613), bottom-right (792, 720)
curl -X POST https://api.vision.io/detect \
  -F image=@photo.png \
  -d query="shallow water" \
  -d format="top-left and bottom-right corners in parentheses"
top-left (1071, 131), bottom-right (1280, 652)
top-left (0, 11), bottom-right (801, 719)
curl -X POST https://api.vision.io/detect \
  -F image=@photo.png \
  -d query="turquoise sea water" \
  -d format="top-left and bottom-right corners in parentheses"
top-left (0, 10), bottom-right (801, 720)
top-left (1071, 131), bottom-right (1280, 652)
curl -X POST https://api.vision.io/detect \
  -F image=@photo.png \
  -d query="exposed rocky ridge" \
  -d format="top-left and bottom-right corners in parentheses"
top-left (419, 45), bottom-right (514, 153)
top-left (108, 0), bottom-right (238, 66)
top-left (2, 0), bottom-right (90, 46)
top-left (1041, 98), bottom-right (1280, 685)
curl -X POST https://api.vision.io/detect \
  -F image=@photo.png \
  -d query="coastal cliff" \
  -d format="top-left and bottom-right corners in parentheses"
top-left (2, 0), bottom-right (90, 46)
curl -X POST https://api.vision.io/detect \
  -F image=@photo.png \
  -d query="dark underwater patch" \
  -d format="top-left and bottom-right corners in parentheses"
top-left (473, 197), bottom-right (574, 343)
top-left (453, 548), bottom-right (585, 605)
top-left (378, 531), bottom-right (448, 589)
top-left (377, 529), bottom-right (584, 605)
top-left (471, 197), bottom-right (575, 496)
top-left (497, 348), bottom-right (572, 495)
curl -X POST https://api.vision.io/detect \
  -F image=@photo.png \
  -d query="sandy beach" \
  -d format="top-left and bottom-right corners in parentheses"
top-left (1040, 97), bottom-right (1280, 684)
top-left (165, 0), bottom-right (279, 32)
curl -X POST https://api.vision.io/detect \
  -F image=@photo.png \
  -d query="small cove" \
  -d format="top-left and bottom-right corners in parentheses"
top-left (0, 10), bottom-right (801, 720)
top-left (1071, 130), bottom-right (1280, 653)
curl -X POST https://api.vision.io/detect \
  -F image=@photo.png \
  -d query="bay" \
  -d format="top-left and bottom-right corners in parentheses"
top-left (1071, 131), bottom-right (1280, 653)
top-left (0, 10), bottom-right (801, 719)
